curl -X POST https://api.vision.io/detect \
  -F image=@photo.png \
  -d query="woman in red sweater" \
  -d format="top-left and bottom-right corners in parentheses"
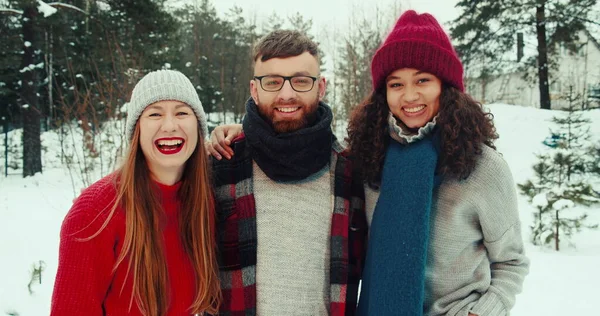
top-left (51, 70), bottom-right (220, 316)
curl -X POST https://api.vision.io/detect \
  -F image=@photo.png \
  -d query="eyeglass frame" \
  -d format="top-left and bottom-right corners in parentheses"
top-left (253, 75), bottom-right (319, 92)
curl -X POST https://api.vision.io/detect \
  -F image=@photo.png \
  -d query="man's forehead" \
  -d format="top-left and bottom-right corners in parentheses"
top-left (254, 52), bottom-right (319, 75)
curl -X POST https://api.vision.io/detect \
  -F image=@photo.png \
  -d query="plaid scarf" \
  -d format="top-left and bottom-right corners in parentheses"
top-left (212, 135), bottom-right (368, 316)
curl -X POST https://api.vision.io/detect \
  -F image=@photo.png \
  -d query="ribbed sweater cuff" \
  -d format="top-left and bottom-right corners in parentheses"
top-left (470, 291), bottom-right (507, 316)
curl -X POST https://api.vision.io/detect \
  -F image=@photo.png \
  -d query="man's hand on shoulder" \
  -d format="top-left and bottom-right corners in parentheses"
top-left (205, 124), bottom-right (243, 160)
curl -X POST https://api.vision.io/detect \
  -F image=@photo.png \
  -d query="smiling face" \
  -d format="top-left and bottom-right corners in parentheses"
top-left (250, 51), bottom-right (326, 133)
top-left (138, 100), bottom-right (198, 183)
top-left (386, 68), bottom-right (442, 130)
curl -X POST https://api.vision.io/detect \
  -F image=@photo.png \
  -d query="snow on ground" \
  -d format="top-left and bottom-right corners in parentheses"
top-left (1, 103), bottom-right (599, 315)
top-left (487, 104), bottom-right (600, 316)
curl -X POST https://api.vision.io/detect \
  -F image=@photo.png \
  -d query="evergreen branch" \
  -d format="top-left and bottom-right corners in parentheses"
top-left (569, 15), bottom-right (600, 26)
top-left (0, 8), bottom-right (23, 15)
top-left (47, 2), bottom-right (87, 15)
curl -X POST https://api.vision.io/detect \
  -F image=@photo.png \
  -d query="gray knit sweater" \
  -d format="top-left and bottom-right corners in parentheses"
top-left (253, 161), bottom-right (332, 315)
top-left (363, 114), bottom-right (530, 316)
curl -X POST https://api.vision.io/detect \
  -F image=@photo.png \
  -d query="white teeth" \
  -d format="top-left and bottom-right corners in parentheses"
top-left (277, 107), bottom-right (299, 113)
top-left (157, 139), bottom-right (183, 146)
top-left (404, 105), bottom-right (425, 113)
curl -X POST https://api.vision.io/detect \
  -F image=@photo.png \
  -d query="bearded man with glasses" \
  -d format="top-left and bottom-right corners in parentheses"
top-left (210, 30), bottom-right (368, 316)
top-left (251, 68), bottom-right (321, 132)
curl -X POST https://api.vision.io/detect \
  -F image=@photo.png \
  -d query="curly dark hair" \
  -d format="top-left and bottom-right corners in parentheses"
top-left (346, 84), bottom-right (498, 188)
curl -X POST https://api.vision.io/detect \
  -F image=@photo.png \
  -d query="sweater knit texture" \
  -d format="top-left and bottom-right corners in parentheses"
top-left (212, 136), bottom-right (368, 316)
top-left (358, 135), bottom-right (438, 316)
top-left (254, 161), bottom-right (332, 315)
top-left (363, 118), bottom-right (530, 316)
top-left (51, 174), bottom-right (198, 316)
top-left (370, 10), bottom-right (464, 92)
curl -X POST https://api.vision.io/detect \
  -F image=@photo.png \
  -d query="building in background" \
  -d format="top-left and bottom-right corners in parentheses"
top-left (466, 29), bottom-right (600, 109)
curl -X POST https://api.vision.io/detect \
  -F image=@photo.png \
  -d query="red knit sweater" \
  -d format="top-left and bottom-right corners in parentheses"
top-left (51, 174), bottom-right (197, 316)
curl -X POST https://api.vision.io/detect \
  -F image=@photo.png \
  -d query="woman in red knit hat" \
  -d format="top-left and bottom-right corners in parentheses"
top-left (347, 10), bottom-right (529, 316)
top-left (51, 70), bottom-right (220, 316)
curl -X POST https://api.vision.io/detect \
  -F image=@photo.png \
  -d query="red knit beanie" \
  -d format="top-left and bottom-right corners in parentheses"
top-left (371, 10), bottom-right (464, 92)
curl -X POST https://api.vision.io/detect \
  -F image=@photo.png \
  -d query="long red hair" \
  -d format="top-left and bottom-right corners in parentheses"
top-left (89, 122), bottom-right (220, 315)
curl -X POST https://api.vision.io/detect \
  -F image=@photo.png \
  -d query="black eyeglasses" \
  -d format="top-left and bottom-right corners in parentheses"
top-left (254, 75), bottom-right (318, 92)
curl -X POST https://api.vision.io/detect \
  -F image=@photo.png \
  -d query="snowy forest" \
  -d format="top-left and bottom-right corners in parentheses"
top-left (1, 0), bottom-right (600, 315)
top-left (1, 0), bottom-right (599, 176)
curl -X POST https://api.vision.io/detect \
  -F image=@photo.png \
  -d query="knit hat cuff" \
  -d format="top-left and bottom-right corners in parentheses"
top-left (125, 73), bottom-right (209, 141)
top-left (371, 39), bottom-right (464, 92)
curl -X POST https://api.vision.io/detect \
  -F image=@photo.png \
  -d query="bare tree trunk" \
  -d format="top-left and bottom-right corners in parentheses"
top-left (536, 0), bottom-right (551, 110)
top-left (220, 55), bottom-right (226, 124)
top-left (21, 5), bottom-right (42, 177)
top-left (555, 209), bottom-right (560, 251)
top-left (481, 77), bottom-right (487, 104)
top-left (582, 37), bottom-right (590, 110)
top-left (45, 26), bottom-right (54, 129)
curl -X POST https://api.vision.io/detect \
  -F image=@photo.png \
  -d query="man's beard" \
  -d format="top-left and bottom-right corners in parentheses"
top-left (256, 97), bottom-right (319, 133)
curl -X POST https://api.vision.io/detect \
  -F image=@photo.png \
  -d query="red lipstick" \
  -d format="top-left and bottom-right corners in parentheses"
top-left (154, 137), bottom-right (185, 155)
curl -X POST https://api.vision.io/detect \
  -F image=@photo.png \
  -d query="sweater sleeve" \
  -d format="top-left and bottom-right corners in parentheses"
top-left (50, 186), bottom-right (119, 316)
top-left (469, 150), bottom-right (530, 316)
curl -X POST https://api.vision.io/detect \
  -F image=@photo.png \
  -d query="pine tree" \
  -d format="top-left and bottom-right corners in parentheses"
top-left (0, 4), bottom-right (22, 128)
top-left (519, 85), bottom-right (599, 250)
top-left (19, 1), bottom-right (43, 177)
top-left (219, 6), bottom-right (257, 123)
top-left (1, 0), bottom-right (180, 176)
top-left (519, 155), bottom-right (554, 246)
top-left (287, 12), bottom-right (312, 35)
top-left (286, 12), bottom-right (326, 74)
top-left (1, 0), bottom-right (88, 177)
top-left (450, 0), bottom-right (598, 110)
top-left (590, 143), bottom-right (600, 177)
top-left (333, 9), bottom-right (385, 120)
top-left (262, 12), bottom-right (283, 34)
top-left (173, 0), bottom-right (224, 116)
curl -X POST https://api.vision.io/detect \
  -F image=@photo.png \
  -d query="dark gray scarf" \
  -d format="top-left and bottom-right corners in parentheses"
top-left (242, 98), bottom-right (334, 182)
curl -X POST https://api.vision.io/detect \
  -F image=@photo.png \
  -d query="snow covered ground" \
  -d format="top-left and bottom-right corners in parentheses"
top-left (488, 104), bottom-right (600, 315)
top-left (1, 103), bottom-right (599, 315)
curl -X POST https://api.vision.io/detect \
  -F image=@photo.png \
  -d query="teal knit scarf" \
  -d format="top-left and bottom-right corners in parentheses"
top-left (357, 133), bottom-right (439, 316)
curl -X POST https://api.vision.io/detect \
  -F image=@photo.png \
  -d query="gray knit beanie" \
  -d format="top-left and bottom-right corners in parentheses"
top-left (125, 69), bottom-right (208, 140)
